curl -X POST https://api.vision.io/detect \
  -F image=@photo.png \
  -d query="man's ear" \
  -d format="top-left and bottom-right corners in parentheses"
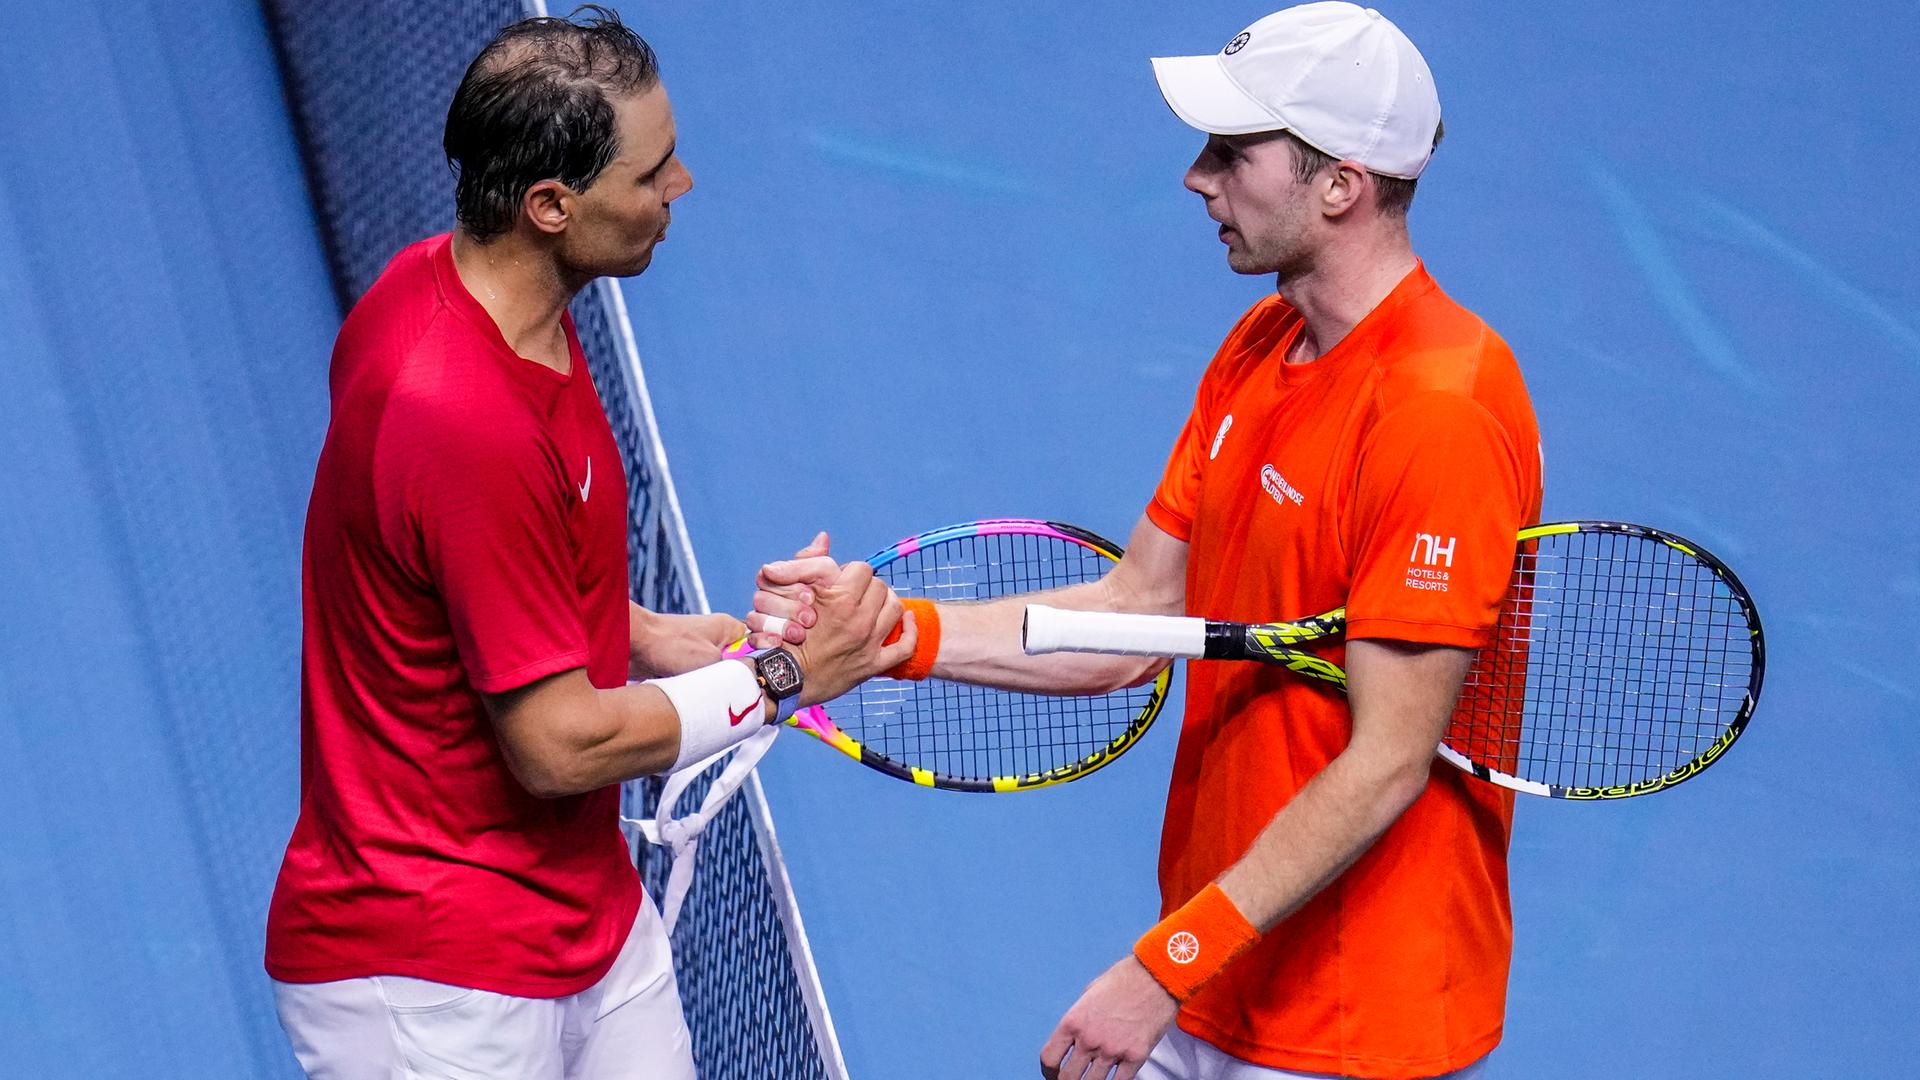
top-left (522, 179), bottom-right (572, 235)
top-left (1321, 160), bottom-right (1370, 219)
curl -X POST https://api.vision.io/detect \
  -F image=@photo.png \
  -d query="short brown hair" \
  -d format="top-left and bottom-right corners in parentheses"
top-left (444, 5), bottom-right (661, 241)
top-left (1281, 120), bottom-right (1445, 218)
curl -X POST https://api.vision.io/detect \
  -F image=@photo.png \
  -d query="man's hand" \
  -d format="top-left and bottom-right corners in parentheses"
top-left (628, 607), bottom-right (748, 679)
top-left (1039, 955), bottom-right (1179, 1080)
top-left (749, 531), bottom-right (843, 647)
top-left (789, 560), bottom-right (915, 705)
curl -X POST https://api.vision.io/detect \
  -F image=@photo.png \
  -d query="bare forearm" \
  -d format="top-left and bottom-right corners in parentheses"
top-left (502, 565), bottom-right (911, 798)
top-left (930, 576), bottom-right (1168, 695)
top-left (628, 604), bottom-right (747, 680)
top-left (1216, 750), bottom-right (1431, 930)
top-left (542, 681), bottom-right (686, 794)
top-left (928, 514), bottom-right (1186, 694)
top-left (491, 675), bottom-right (699, 798)
top-left (627, 600), bottom-right (651, 678)
top-left (1215, 639), bottom-right (1472, 929)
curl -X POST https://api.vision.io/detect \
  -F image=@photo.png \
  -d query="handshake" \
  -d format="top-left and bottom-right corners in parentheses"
top-left (742, 532), bottom-right (921, 709)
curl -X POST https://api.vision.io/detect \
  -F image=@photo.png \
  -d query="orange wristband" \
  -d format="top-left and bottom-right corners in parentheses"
top-left (1133, 883), bottom-right (1259, 1002)
top-left (882, 598), bottom-right (941, 681)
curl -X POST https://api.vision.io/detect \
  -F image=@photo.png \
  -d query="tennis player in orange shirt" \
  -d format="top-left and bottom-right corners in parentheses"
top-left (756, 5), bottom-right (1542, 1078)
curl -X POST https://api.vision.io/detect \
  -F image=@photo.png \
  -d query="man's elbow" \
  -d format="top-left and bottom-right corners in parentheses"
top-left (1379, 754), bottom-right (1434, 810)
top-left (1102, 567), bottom-right (1182, 620)
top-left (1057, 654), bottom-right (1168, 696)
top-left (500, 714), bottom-right (679, 796)
top-left (1122, 656), bottom-right (1173, 690)
top-left (498, 713), bottom-right (616, 798)
top-left (1347, 741), bottom-right (1437, 813)
top-left (504, 747), bottom-right (593, 799)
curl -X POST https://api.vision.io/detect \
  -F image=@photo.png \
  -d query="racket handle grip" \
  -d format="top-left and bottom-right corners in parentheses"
top-left (1022, 605), bottom-right (1208, 660)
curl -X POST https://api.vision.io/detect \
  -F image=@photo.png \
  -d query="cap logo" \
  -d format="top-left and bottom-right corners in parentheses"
top-left (1223, 31), bottom-right (1251, 55)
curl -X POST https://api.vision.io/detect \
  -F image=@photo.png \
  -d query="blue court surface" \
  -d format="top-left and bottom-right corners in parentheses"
top-left (1, 1), bottom-right (1916, 1077)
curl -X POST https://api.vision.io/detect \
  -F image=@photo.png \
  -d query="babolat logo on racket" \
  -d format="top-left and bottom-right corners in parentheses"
top-left (1562, 724), bottom-right (1742, 800)
top-left (1224, 31), bottom-right (1251, 54)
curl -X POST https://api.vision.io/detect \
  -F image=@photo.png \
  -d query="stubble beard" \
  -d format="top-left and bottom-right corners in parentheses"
top-left (1226, 227), bottom-right (1313, 281)
top-left (561, 234), bottom-right (657, 284)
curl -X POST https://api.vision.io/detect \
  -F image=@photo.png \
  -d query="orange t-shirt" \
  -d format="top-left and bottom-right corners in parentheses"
top-left (1147, 263), bottom-right (1542, 1079)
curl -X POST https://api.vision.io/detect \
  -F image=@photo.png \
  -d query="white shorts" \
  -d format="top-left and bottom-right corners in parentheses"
top-left (272, 900), bottom-right (694, 1080)
top-left (1141, 1027), bottom-right (1488, 1080)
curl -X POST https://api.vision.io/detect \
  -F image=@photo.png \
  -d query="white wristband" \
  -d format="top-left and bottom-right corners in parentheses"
top-left (649, 659), bottom-right (768, 773)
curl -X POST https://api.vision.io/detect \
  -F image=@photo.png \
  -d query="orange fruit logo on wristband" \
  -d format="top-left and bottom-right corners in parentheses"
top-left (1167, 931), bottom-right (1200, 965)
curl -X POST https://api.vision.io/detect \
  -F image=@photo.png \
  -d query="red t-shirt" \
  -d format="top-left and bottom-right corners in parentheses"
top-left (1148, 264), bottom-right (1542, 1078)
top-left (266, 234), bottom-right (641, 996)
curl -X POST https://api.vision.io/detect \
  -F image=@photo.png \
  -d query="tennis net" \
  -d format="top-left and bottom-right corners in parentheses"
top-left (261, 3), bottom-right (847, 1075)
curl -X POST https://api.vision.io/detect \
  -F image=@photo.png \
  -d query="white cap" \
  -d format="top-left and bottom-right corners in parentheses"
top-left (1151, 3), bottom-right (1441, 179)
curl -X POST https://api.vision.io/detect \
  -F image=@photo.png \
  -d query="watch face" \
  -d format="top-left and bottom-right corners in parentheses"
top-left (761, 649), bottom-right (804, 697)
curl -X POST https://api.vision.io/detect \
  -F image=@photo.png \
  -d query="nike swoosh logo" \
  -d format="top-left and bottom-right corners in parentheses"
top-left (578, 457), bottom-right (592, 503)
top-left (728, 695), bottom-right (764, 727)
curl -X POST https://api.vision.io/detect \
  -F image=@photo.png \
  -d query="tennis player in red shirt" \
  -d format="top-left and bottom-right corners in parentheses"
top-left (757, 5), bottom-right (1540, 1079)
top-left (265, 9), bottom-right (914, 1077)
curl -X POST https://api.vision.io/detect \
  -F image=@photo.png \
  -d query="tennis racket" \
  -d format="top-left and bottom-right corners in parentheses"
top-left (1023, 521), bottom-right (1764, 800)
top-left (757, 519), bottom-right (1172, 793)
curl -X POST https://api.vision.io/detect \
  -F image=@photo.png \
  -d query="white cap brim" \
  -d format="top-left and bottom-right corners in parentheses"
top-left (1150, 54), bottom-right (1286, 136)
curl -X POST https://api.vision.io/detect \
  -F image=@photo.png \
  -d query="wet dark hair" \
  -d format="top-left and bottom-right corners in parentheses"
top-left (1282, 119), bottom-right (1445, 218)
top-left (443, 5), bottom-right (660, 241)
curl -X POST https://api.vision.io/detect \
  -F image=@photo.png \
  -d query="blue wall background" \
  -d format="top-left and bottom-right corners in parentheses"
top-left (0, 0), bottom-right (1914, 1076)
top-left (0, 1), bottom-right (332, 1075)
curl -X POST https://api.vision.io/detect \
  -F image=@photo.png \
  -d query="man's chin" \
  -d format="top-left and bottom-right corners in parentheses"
top-left (1225, 251), bottom-right (1274, 276)
top-left (604, 250), bottom-right (656, 280)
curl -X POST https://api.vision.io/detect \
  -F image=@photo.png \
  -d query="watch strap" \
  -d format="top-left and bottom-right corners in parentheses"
top-left (772, 693), bottom-right (802, 725)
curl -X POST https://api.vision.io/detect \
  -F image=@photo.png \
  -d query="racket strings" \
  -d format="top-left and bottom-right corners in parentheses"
top-left (830, 530), bottom-right (1154, 782)
top-left (1453, 530), bottom-right (1754, 790)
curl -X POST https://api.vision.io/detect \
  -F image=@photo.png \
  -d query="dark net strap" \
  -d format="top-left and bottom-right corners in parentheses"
top-left (817, 531), bottom-right (1157, 783)
top-left (262, 4), bottom-right (836, 1075)
top-left (1451, 529), bottom-right (1755, 789)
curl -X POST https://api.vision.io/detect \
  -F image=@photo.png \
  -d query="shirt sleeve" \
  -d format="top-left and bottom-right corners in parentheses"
top-left (413, 419), bottom-right (590, 693)
top-left (1346, 391), bottom-right (1527, 647)
top-left (1146, 376), bottom-right (1216, 543)
top-left (1149, 303), bottom-right (1272, 540)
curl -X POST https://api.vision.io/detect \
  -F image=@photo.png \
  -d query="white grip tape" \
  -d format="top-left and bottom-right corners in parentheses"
top-left (649, 659), bottom-right (768, 773)
top-left (1022, 604), bottom-right (1210, 660)
top-left (760, 615), bottom-right (790, 637)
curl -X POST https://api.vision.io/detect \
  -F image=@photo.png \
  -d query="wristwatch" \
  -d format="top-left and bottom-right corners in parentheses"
top-left (749, 646), bottom-right (805, 723)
